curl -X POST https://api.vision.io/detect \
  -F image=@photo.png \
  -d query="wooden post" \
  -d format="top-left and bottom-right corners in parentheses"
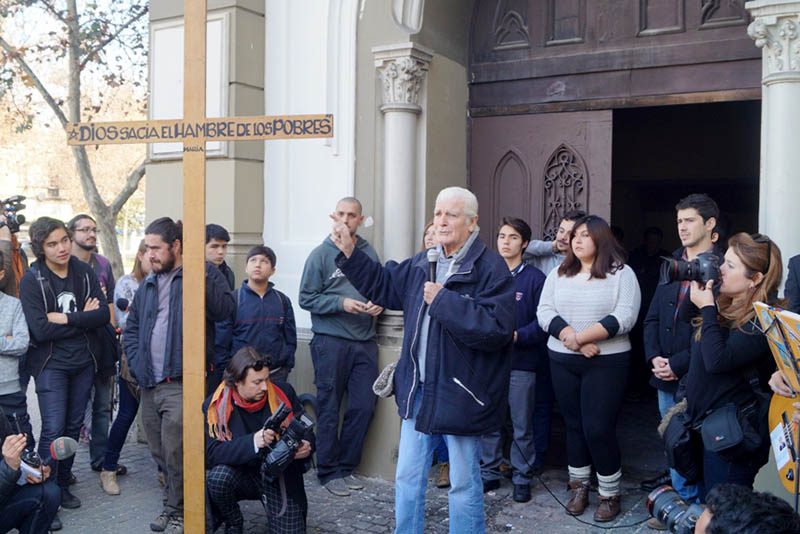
top-left (182, 0), bottom-right (207, 530)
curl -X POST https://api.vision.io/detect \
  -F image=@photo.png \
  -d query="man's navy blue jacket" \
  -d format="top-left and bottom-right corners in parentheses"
top-left (337, 237), bottom-right (515, 436)
top-left (123, 262), bottom-right (235, 388)
top-left (217, 281), bottom-right (297, 371)
top-left (510, 264), bottom-right (548, 372)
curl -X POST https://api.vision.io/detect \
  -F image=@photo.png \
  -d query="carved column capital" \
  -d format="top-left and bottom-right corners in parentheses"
top-left (747, 1), bottom-right (800, 80)
top-left (373, 43), bottom-right (433, 113)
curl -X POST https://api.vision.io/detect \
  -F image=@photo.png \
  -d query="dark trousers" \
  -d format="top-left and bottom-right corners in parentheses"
top-left (35, 364), bottom-right (94, 487)
top-left (699, 447), bottom-right (766, 502)
top-left (90, 373), bottom-right (114, 469)
top-left (141, 381), bottom-right (183, 516)
top-left (206, 464), bottom-right (307, 533)
top-left (310, 334), bottom-right (378, 485)
top-left (0, 389), bottom-right (35, 450)
top-left (533, 358), bottom-right (554, 466)
top-left (103, 377), bottom-right (140, 471)
top-left (549, 350), bottom-right (629, 476)
top-left (0, 480), bottom-right (61, 534)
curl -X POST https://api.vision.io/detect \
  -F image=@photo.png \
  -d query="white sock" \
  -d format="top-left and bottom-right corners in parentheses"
top-left (568, 465), bottom-right (591, 484)
top-left (597, 470), bottom-right (622, 497)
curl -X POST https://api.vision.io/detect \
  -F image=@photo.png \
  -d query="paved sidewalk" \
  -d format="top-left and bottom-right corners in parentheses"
top-left (23, 384), bottom-right (664, 533)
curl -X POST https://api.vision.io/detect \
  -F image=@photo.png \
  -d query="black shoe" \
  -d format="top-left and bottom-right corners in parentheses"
top-left (60, 487), bottom-right (81, 509)
top-left (92, 463), bottom-right (127, 476)
top-left (50, 513), bottom-right (63, 531)
top-left (513, 483), bottom-right (531, 503)
top-left (640, 471), bottom-right (671, 492)
top-left (483, 479), bottom-right (501, 493)
top-left (66, 473), bottom-right (77, 486)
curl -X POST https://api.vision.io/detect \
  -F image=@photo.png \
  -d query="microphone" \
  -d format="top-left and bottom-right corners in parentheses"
top-left (115, 298), bottom-right (129, 311)
top-left (427, 248), bottom-right (439, 283)
top-left (50, 436), bottom-right (78, 460)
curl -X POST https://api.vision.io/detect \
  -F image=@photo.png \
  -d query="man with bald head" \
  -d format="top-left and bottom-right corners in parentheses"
top-left (330, 187), bottom-right (515, 533)
top-left (299, 197), bottom-right (383, 497)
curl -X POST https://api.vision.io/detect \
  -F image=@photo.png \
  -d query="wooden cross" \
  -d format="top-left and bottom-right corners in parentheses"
top-left (66, 2), bottom-right (332, 530)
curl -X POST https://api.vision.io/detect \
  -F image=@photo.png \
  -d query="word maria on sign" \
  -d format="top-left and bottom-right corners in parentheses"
top-left (66, 114), bottom-right (334, 146)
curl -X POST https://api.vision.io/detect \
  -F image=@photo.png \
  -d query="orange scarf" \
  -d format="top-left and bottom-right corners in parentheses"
top-left (207, 381), bottom-right (293, 441)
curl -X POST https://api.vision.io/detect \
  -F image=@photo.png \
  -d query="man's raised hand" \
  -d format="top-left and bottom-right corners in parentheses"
top-left (330, 214), bottom-right (355, 258)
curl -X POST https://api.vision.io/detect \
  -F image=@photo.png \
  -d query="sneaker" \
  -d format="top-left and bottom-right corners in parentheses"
top-left (50, 513), bottom-right (63, 531)
top-left (164, 516), bottom-right (183, 534)
top-left (150, 511), bottom-right (170, 532)
top-left (100, 469), bottom-right (120, 495)
top-left (483, 479), bottom-right (501, 493)
top-left (640, 471), bottom-right (671, 491)
top-left (343, 474), bottom-right (364, 490)
top-left (436, 463), bottom-right (451, 489)
top-left (647, 517), bottom-right (668, 531)
top-left (60, 487), bottom-right (81, 509)
top-left (513, 483), bottom-right (531, 503)
top-left (323, 478), bottom-right (351, 497)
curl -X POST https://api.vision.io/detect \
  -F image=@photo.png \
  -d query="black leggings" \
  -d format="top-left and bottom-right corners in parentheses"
top-left (549, 350), bottom-right (630, 476)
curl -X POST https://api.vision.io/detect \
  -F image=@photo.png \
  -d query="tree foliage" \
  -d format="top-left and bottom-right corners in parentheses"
top-left (0, 0), bottom-right (149, 276)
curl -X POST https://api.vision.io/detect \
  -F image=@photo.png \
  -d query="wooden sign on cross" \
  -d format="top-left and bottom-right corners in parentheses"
top-left (65, 2), bottom-right (332, 531)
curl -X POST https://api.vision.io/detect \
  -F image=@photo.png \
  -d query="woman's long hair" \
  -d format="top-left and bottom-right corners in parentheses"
top-left (558, 215), bottom-right (626, 279)
top-left (421, 220), bottom-right (434, 252)
top-left (131, 239), bottom-right (148, 282)
top-left (718, 232), bottom-right (783, 328)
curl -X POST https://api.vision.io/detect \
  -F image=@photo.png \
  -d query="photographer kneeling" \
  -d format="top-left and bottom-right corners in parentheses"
top-left (683, 233), bottom-right (781, 499)
top-left (204, 347), bottom-right (314, 534)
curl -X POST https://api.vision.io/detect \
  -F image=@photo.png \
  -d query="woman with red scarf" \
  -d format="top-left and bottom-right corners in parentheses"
top-left (204, 347), bottom-right (314, 534)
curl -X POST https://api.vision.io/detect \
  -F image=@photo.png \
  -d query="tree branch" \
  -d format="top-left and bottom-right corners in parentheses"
top-left (110, 160), bottom-right (147, 216)
top-left (36, 0), bottom-right (69, 26)
top-left (0, 35), bottom-right (69, 127)
top-left (79, 5), bottom-right (149, 70)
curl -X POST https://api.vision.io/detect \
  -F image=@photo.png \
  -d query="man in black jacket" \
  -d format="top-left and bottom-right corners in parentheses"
top-left (123, 217), bottom-right (235, 534)
top-left (642, 194), bottom-right (719, 511)
top-left (0, 407), bottom-right (60, 534)
top-left (19, 217), bottom-right (110, 514)
top-left (786, 254), bottom-right (800, 313)
top-left (204, 347), bottom-right (313, 534)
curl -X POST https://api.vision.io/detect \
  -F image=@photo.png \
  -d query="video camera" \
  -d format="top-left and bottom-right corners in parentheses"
top-left (659, 251), bottom-right (720, 286)
top-left (1, 195), bottom-right (26, 233)
top-left (9, 412), bottom-right (42, 483)
top-left (260, 401), bottom-right (313, 483)
top-left (647, 485), bottom-right (705, 533)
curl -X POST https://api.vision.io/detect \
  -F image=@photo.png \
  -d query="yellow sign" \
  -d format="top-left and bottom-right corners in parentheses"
top-left (66, 114), bottom-right (333, 146)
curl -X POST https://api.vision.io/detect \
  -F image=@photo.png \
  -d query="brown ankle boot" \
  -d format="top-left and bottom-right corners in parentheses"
top-left (565, 480), bottom-right (590, 516)
top-left (594, 495), bottom-right (621, 522)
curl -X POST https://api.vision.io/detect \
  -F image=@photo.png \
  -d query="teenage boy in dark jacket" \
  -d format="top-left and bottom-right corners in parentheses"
top-left (331, 187), bottom-right (515, 534)
top-left (206, 223), bottom-right (236, 394)
top-left (480, 217), bottom-right (547, 503)
top-left (222, 245), bottom-right (297, 384)
top-left (19, 217), bottom-right (110, 512)
top-left (123, 217), bottom-right (235, 533)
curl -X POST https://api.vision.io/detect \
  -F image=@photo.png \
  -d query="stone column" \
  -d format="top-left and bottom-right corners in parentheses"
top-left (747, 1), bottom-right (800, 277)
top-left (373, 43), bottom-right (433, 262)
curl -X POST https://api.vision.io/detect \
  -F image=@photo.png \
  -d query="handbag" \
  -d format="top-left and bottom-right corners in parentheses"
top-left (700, 403), bottom-right (743, 453)
top-left (372, 360), bottom-right (397, 398)
top-left (660, 399), bottom-right (702, 483)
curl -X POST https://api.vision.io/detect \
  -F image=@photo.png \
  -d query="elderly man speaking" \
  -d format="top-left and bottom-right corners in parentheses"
top-left (329, 186), bottom-right (515, 533)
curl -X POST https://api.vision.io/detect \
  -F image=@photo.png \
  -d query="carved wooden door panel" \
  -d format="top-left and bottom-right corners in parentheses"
top-left (469, 111), bottom-right (612, 245)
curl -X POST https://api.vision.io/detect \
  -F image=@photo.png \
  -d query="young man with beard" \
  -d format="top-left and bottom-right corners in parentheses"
top-left (123, 217), bottom-right (235, 534)
top-left (642, 194), bottom-right (719, 527)
top-left (19, 217), bottom-right (110, 517)
top-left (525, 210), bottom-right (586, 275)
top-left (66, 214), bottom-right (124, 481)
top-left (480, 217), bottom-right (547, 503)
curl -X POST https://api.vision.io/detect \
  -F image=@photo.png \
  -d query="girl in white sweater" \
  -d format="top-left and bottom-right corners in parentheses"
top-left (537, 215), bottom-right (641, 522)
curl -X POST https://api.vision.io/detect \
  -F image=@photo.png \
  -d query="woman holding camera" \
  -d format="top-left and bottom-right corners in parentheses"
top-left (686, 233), bottom-right (781, 499)
top-left (537, 215), bottom-right (641, 521)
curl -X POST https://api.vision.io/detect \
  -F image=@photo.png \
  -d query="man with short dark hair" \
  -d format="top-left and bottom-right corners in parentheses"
top-left (299, 197), bottom-right (382, 497)
top-left (695, 484), bottom-right (800, 534)
top-left (204, 347), bottom-right (313, 534)
top-left (19, 217), bottom-right (110, 515)
top-left (642, 193), bottom-right (719, 521)
top-left (206, 223), bottom-right (236, 394)
top-left (66, 213), bottom-right (123, 482)
top-left (205, 224), bottom-right (235, 290)
top-left (524, 209), bottom-right (586, 275)
top-left (123, 217), bottom-right (235, 534)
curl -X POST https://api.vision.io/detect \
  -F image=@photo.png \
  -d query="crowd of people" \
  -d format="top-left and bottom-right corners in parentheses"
top-left (1, 187), bottom-right (800, 534)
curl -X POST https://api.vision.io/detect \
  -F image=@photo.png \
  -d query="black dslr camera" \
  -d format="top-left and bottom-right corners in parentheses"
top-left (9, 412), bottom-right (42, 482)
top-left (659, 251), bottom-right (720, 286)
top-left (1, 195), bottom-right (26, 233)
top-left (647, 486), bottom-right (705, 533)
top-left (261, 402), bottom-right (313, 483)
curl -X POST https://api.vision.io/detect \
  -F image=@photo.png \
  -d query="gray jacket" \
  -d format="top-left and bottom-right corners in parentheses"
top-left (0, 293), bottom-right (28, 395)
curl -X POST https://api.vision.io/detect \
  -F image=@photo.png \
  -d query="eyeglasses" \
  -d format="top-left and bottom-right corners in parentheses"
top-left (751, 233), bottom-right (772, 274)
top-left (247, 359), bottom-right (270, 372)
top-left (75, 227), bottom-right (99, 234)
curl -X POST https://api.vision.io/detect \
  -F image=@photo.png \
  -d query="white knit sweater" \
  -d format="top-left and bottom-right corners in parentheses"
top-left (536, 265), bottom-right (642, 355)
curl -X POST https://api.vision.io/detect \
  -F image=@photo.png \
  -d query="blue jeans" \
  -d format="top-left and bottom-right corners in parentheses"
top-left (90, 374), bottom-right (114, 469)
top-left (395, 393), bottom-right (485, 534)
top-left (657, 389), bottom-right (699, 503)
top-left (103, 377), bottom-right (140, 471)
top-left (0, 480), bottom-right (61, 534)
top-left (433, 435), bottom-right (449, 463)
top-left (35, 364), bottom-right (94, 488)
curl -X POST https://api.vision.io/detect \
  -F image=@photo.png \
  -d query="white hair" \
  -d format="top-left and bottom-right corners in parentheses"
top-left (435, 187), bottom-right (479, 219)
